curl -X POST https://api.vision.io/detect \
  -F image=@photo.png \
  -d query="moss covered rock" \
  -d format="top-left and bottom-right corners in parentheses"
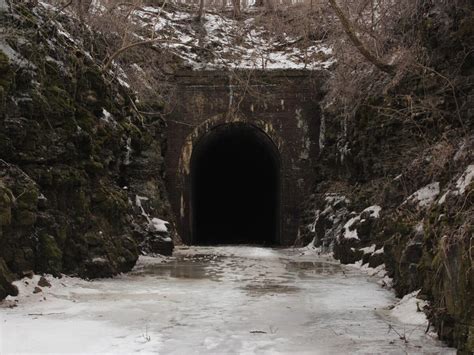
top-left (0, 257), bottom-right (18, 299)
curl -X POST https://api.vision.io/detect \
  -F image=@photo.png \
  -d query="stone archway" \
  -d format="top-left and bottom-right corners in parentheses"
top-left (190, 122), bottom-right (281, 245)
top-left (164, 70), bottom-right (323, 246)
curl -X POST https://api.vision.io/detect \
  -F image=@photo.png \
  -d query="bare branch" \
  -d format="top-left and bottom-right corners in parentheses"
top-left (103, 38), bottom-right (166, 71)
top-left (328, 0), bottom-right (395, 75)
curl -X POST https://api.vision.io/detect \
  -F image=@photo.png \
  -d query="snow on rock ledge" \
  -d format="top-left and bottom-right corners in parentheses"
top-left (334, 205), bottom-right (383, 265)
top-left (149, 218), bottom-right (169, 233)
top-left (122, 5), bottom-right (333, 70)
top-left (438, 164), bottom-right (474, 204)
top-left (389, 290), bottom-right (429, 326)
top-left (341, 205), bottom-right (381, 241)
top-left (402, 182), bottom-right (440, 208)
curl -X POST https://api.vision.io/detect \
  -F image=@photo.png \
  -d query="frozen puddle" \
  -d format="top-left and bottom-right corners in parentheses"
top-left (1, 246), bottom-right (454, 354)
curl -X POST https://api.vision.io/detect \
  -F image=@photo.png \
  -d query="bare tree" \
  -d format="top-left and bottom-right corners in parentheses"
top-left (231, 0), bottom-right (241, 18)
top-left (196, 0), bottom-right (205, 21)
top-left (328, 0), bottom-right (395, 74)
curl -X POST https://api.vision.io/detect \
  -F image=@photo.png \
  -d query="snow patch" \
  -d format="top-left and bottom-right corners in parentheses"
top-left (389, 290), bottom-right (429, 326)
top-left (455, 164), bottom-right (474, 195)
top-left (342, 206), bottom-right (381, 240)
top-left (1, 247), bottom-right (453, 353)
top-left (135, 195), bottom-right (168, 233)
top-left (149, 217), bottom-right (169, 233)
top-left (343, 215), bottom-right (360, 240)
top-left (438, 165), bottom-right (474, 204)
top-left (128, 6), bottom-right (334, 70)
top-left (403, 182), bottom-right (440, 208)
top-left (360, 244), bottom-right (376, 254)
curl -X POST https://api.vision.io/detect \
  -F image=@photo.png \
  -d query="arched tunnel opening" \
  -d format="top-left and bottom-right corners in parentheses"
top-left (191, 123), bottom-right (280, 245)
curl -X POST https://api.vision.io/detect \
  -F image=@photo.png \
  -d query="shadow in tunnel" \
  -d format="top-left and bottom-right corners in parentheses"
top-left (191, 123), bottom-right (280, 245)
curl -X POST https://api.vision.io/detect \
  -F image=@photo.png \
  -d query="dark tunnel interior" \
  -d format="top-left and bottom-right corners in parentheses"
top-left (191, 124), bottom-right (280, 245)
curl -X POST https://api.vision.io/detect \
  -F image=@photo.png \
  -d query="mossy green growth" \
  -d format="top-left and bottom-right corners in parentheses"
top-left (15, 187), bottom-right (39, 210)
top-left (0, 257), bottom-right (18, 299)
top-left (44, 85), bottom-right (75, 119)
top-left (37, 233), bottom-right (63, 276)
top-left (467, 326), bottom-right (474, 352)
top-left (0, 182), bottom-right (12, 226)
top-left (83, 160), bottom-right (104, 175)
top-left (0, 51), bottom-right (13, 89)
top-left (52, 167), bottom-right (86, 188)
top-left (75, 107), bottom-right (97, 133)
top-left (15, 210), bottom-right (37, 226)
top-left (92, 185), bottom-right (129, 221)
top-left (0, 51), bottom-right (13, 116)
top-left (30, 84), bottom-right (75, 123)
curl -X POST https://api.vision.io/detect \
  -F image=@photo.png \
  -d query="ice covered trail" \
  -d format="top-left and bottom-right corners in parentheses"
top-left (1, 246), bottom-right (454, 354)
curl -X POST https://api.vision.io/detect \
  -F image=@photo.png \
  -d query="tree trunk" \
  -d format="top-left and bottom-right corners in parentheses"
top-left (197, 0), bottom-right (205, 21)
top-left (232, 0), bottom-right (241, 18)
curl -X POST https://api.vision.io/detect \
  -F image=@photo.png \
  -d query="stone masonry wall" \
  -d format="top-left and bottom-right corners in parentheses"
top-left (164, 70), bottom-right (327, 245)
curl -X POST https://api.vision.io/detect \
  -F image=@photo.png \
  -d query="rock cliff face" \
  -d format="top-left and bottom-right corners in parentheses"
top-left (0, 2), bottom-right (173, 299)
top-left (298, 3), bottom-right (474, 352)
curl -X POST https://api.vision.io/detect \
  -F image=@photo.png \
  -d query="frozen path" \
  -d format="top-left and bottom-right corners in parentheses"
top-left (1, 246), bottom-right (453, 354)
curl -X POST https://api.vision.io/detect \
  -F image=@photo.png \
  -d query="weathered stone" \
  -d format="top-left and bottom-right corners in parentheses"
top-left (37, 276), bottom-right (51, 288)
top-left (147, 234), bottom-right (174, 256)
top-left (37, 234), bottom-right (63, 276)
top-left (21, 270), bottom-right (34, 279)
top-left (0, 258), bottom-right (18, 299)
top-left (0, 185), bottom-right (12, 226)
top-left (165, 70), bottom-right (326, 246)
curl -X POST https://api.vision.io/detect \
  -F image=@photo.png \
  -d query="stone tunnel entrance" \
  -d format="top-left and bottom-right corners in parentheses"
top-left (165, 70), bottom-right (323, 245)
top-left (191, 123), bottom-right (280, 245)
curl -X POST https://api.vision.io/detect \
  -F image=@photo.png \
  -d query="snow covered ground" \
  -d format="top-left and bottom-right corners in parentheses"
top-left (36, 1), bottom-right (333, 72)
top-left (1, 246), bottom-right (453, 354)
top-left (130, 6), bottom-right (334, 70)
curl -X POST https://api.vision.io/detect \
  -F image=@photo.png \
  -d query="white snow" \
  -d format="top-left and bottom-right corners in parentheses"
top-left (389, 290), bottom-right (429, 326)
top-left (324, 193), bottom-right (349, 205)
top-left (0, 247), bottom-right (453, 354)
top-left (124, 137), bottom-right (132, 165)
top-left (360, 244), bottom-right (376, 254)
top-left (342, 205), bottom-right (381, 240)
top-left (343, 215), bottom-right (360, 240)
top-left (0, 42), bottom-right (35, 69)
top-left (403, 182), bottom-right (440, 208)
top-left (149, 217), bottom-right (169, 233)
top-left (373, 247), bottom-right (384, 255)
top-left (348, 260), bottom-right (393, 290)
top-left (455, 164), bottom-right (474, 195)
top-left (438, 164), bottom-right (474, 204)
top-left (135, 195), bottom-right (169, 233)
top-left (438, 191), bottom-right (448, 205)
top-left (364, 205), bottom-right (382, 218)
top-left (126, 6), bottom-right (334, 70)
top-left (135, 195), bottom-right (150, 218)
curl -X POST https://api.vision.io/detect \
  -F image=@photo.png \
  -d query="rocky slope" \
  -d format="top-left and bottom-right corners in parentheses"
top-left (0, 1), bottom-right (174, 299)
top-left (298, 3), bottom-right (474, 352)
